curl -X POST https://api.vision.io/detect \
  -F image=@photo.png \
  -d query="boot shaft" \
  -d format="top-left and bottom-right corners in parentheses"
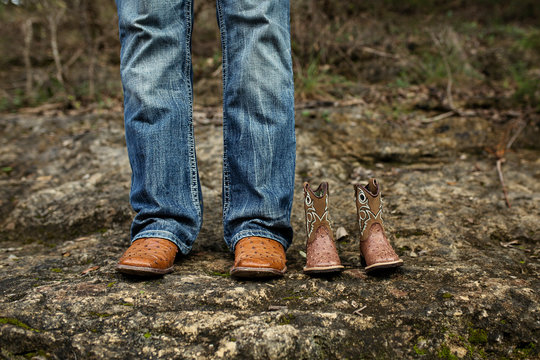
top-left (303, 182), bottom-right (333, 244)
top-left (354, 178), bottom-right (384, 242)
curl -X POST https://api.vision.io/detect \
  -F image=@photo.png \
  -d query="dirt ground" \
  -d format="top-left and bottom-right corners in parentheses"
top-left (0, 91), bottom-right (539, 359)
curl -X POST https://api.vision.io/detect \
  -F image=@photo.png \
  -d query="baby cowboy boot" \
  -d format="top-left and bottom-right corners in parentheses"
top-left (354, 178), bottom-right (403, 273)
top-left (303, 182), bottom-right (344, 274)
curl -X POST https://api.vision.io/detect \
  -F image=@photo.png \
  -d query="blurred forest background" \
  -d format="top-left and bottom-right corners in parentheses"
top-left (0, 0), bottom-right (539, 112)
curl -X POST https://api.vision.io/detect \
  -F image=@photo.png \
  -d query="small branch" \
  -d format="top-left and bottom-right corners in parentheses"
top-left (211, 64), bottom-right (222, 78)
top-left (422, 110), bottom-right (455, 123)
top-left (496, 158), bottom-right (511, 208)
top-left (506, 120), bottom-right (527, 150)
top-left (295, 98), bottom-right (365, 110)
top-left (64, 47), bottom-right (84, 69)
top-left (430, 30), bottom-right (461, 116)
top-left (353, 305), bottom-right (367, 315)
top-left (360, 46), bottom-right (399, 59)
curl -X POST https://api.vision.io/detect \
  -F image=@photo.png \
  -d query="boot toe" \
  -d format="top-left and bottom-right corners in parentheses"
top-left (231, 237), bottom-right (286, 278)
top-left (116, 238), bottom-right (178, 276)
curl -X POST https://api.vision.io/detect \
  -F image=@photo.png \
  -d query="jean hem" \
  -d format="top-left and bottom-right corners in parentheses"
top-left (132, 230), bottom-right (191, 255)
top-left (229, 230), bottom-right (290, 253)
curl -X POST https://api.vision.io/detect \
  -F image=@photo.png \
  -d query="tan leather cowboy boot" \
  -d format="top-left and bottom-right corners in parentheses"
top-left (117, 238), bottom-right (178, 276)
top-left (354, 178), bottom-right (403, 273)
top-left (230, 236), bottom-right (287, 278)
top-left (303, 182), bottom-right (344, 274)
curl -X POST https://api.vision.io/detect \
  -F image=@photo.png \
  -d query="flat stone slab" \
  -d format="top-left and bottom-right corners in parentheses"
top-left (0, 102), bottom-right (538, 359)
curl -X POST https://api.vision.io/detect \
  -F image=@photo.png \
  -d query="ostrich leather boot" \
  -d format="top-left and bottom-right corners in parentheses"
top-left (117, 238), bottom-right (178, 276)
top-left (230, 236), bottom-right (287, 278)
top-left (354, 178), bottom-right (403, 273)
top-left (303, 182), bottom-right (344, 274)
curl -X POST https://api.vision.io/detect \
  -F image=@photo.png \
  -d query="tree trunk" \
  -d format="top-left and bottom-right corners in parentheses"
top-left (22, 18), bottom-right (34, 98)
top-left (47, 10), bottom-right (65, 86)
top-left (80, 0), bottom-right (99, 99)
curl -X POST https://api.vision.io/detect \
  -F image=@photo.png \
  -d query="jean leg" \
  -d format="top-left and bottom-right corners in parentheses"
top-left (116, 0), bottom-right (202, 254)
top-left (216, 0), bottom-right (296, 251)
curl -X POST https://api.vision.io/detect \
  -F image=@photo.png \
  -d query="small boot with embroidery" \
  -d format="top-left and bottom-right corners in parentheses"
top-left (354, 178), bottom-right (403, 273)
top-left (303, 182), bottom-right (344, 274)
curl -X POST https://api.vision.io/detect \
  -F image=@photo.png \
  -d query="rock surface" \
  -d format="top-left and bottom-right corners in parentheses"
top-left (1, 97), bottom-right (539, 359)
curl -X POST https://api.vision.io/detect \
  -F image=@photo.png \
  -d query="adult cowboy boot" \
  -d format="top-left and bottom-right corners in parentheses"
top-left (354, 178), bottom-right (403, 273)
top-left (230, 236), bottom-right (287, 278)
top-left (303, 182), bottom-right (344, 274)
top-left (117, 238), bottom-right (178, 276)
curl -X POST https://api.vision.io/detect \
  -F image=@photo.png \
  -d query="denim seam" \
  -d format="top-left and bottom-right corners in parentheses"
top-left (217, 0), bottom-right (231, 218)
top-left (229, 230), bottom-right (290, 253)
top-left (132, 230), bottom-right (191, 255)
top-left (185, 0), bottom-right (201, 219)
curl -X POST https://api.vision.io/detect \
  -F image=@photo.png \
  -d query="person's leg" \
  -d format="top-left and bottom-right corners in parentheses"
top-left (116, 0), bottom-right (202, 258)
top-left (216, 0), bottom-right (296, 254)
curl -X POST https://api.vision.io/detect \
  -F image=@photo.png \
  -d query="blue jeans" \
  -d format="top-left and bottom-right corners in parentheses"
top-left (116, 0), bottom-right (296, 254)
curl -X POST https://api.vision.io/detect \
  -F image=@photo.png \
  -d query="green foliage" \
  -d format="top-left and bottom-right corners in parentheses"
top-left (0, 0), bottom-right (539, 108)
top-left (413, 344), bottom-right (427, 355)
top-left (295, 59), bottom-right (327, 99)
top-left (518, 29), bottom-right (540, 52)
top-left (89, 312), bottom-right (111, 318)
top-left (510, 62), bottom-right (540, 109)
top-left (0, 317), bottom-right (40, 332)
top-left (278, 314), bottom-right (295, 325)
top-left (295, 57), bottom-right (350, 100)
top-left (23, 350), bottom-right (48, 359)
top-left (468, 328), bottom-right (488, 345)
top-left (437, 344), bottom-right (458, 360)
top-left (516, 342), bottom-right (536, 358)
top-left (210, 271), bottom-right (230, 278)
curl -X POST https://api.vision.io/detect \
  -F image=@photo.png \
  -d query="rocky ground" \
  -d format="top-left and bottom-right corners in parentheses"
top-left (0, 91), bottom-right (539, 359)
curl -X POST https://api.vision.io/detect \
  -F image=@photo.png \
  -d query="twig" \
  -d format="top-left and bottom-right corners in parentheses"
top-left (430, 30), bottom-right (461, 116)
top-left (500, 240), bottom-right (519, 248)
top-left (422, 110), bottom-right (455, 123)
top-left (506, 120), bottom-right (527, 150)
top-left (496, 158), bottom-right (511, 208)
top-left (491, 117), bottom-right (528, 208)
top-left (360, 46), bottom-right (399, 59)
top-left (335, 98), bottom-right (366, 107)
top-left (64, 47), bottom-right (84, 69)
top-left (81, 266), bottom-right (100, 275)
top-left (353, 305), bottom-right (367, 315)
top-left (295, 98), bottom-right (365, 110)
top-left (211, 64), bottom-right (222, 77)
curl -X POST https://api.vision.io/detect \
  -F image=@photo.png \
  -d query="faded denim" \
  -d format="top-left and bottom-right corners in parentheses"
top-left (116, 0), bottom-right (296, 254)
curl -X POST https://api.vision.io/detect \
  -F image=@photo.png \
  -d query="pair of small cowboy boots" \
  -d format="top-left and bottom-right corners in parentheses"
top-left (303, 178), bottom-right (403, 274)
